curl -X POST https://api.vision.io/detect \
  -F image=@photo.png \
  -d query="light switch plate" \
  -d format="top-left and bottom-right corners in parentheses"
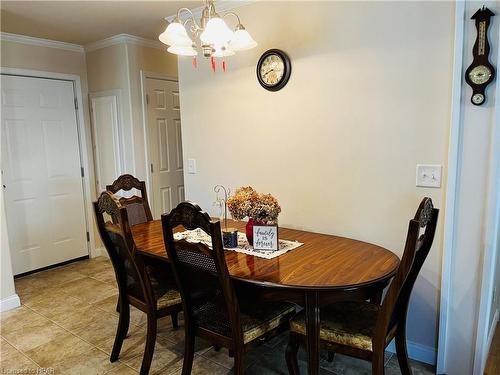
top-left (416, 164), bottom-right (442, 188)
top-left (187, 158), bottom-right (197, 174)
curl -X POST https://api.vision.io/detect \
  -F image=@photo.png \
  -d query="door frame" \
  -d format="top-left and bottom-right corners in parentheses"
top-left (0, 67), bottom-right (96, 259)
top-left (139, 70), bottom-right (179, 215)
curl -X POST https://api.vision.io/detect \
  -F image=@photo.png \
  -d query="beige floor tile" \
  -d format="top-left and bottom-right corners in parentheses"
top-left (24, 293), bottom-right (89, 320)
top-left (71, 310), bottom-right (120, 348)
top-left (124, 335), bottom-right (184, 375)
top-left (98, 324), bottom-right (148, 360)
top-left (201, 347), bottom-right (234, 369)
top-left (59, 277), bottom-right (117, 305)
top-left (51, 347), bottom-right (117, 375)
top-left (92, 295), bottom-right (148, 327)
top-left (0, 338), bottom-right (40, 373)
top-left (103, 363), bottom-right (138, 375)
top-left (24, 331), bottom-right (95, 368)
top-left (51, 304), bottom-right (116, 333)
top-left (90, 267), bottom-right (118, 286)
top-left (1, 310), bottom-right (68, 353)
top-left (67, 257), bottom-right (113, 277)
top-left (165, 355), bottom-right (231, 375)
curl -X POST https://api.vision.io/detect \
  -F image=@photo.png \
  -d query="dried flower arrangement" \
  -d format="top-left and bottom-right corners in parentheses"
top-left (227, 186), bottom-right (281, 224)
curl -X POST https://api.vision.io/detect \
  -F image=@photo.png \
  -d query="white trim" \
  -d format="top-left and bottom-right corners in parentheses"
top-left (386, 339), bottom-right (437, 366)
top-left (84, 34), bottom-right (164, 52)
top-left (0, 294), bottom-right (21, 312)
top-left (124, 44), bottom-right (137, 176)
top-left (0, 67), bottom-right (97, 259)
top-left (139, 70), bottom-right (179, 214)
top-left (0, 32), bottom-right (84, 53)
top-left (165, 0), bottom-right (256, 23)
top-left (472, 13), bottom-right (500, 373)
top-left (92, 246), bottom-right (108, 258)
top-left (436, 1), bottom-right (466, 373)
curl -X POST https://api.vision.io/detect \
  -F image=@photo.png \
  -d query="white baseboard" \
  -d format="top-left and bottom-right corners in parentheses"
top-left (386, 338), bottom-right (437, 365)
top-left (0, 294), bottom-right (21, 312)
top-left (91, 246), bottom-right (108, 258)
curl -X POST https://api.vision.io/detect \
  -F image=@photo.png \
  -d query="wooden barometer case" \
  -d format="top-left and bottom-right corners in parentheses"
top-left (465, 6), bottom-right (495, 106)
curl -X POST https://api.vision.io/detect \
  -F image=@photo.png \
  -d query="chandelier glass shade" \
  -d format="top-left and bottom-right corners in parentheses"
top-left (159, 0), bottom-right (257, 65)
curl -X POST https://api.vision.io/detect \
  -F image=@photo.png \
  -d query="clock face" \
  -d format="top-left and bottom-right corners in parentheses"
top-left (468, 65), bottom-right (492, 85)
top-left (260, 55), bottom-right (285, 86)
top-left (257, 49), bottom-right (291, 91)
top-left (472, 93), bottom-right (485, 105)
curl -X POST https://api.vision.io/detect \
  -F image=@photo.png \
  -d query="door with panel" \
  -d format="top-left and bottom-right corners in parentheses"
top-left (145, 77), bottom-right (184, 219)
top-left (1, 75), bottom-right (88, 275)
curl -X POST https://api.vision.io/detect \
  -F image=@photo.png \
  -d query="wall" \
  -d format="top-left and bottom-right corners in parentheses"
top-left (441, 0), bottom-right (500, 373)
top-left (178, 1), bottom-right (455, 361)
top-left (85, 42), bottom-right (178, 183)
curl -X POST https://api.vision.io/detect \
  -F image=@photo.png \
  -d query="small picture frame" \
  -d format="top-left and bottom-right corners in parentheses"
top-left (253, 224), bottom-right (279, 251)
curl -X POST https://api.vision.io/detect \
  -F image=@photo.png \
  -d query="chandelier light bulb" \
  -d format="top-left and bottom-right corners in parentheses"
top-left (159, 20), bottom-right (191, 46)
top-left (228, 26), bottom-right (257, 51)
top-left (167, 44), bottom-right (198, 56)
top-left (200, 17), bottom-right (234, 45)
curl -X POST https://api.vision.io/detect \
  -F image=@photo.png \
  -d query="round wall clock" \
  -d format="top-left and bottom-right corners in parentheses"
top-left (256, 49), bottom-right (291, 91)
top-left (464, 6), bottom-right (495, 106)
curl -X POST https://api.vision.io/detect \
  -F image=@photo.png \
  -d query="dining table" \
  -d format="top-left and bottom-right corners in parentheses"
top-left (131, 219), bottom-right (400, 375)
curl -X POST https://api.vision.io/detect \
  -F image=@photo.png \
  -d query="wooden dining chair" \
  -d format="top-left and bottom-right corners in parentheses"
top-left (94, 191), bottom-right (183, 375)
top-left (162, 201), bottom-right (296, 375)
top-left (107, 174), bottom-right (153, 226)
top-left (285, 197), bottom-right (439, 375)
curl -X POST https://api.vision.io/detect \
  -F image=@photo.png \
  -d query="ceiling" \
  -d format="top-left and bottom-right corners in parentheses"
top-left (0, 1), bottom-right (202, 45)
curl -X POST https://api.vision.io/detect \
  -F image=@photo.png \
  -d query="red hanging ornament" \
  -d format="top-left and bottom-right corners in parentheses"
top-left (222, 59), bottom-right (226, 72)
top-left (192, 57), bottom-right (197, 68)
top-left (211, 57), bottom-right (216, 73)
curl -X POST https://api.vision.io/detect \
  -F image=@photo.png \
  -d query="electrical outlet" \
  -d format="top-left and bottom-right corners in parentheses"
top-left (416, 164), bottom-right (442, 188)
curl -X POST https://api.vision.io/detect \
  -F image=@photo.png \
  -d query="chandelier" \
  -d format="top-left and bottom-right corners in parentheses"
top-left (158, 0), bottom-right (257, 72)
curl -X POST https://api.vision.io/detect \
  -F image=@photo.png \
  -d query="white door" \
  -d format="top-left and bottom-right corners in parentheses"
top-left (145, 77), bottom-right (184, 218)
top-left (1, 75), bottom-right (88, 275)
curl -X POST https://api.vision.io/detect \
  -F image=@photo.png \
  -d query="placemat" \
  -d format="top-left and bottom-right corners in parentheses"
top-left (173, 228), bottom-right (303, 259)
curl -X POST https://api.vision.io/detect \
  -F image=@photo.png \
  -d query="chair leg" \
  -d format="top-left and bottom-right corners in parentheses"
top-left (327, 351), bottom-right (335, 362)
top-left (140, 313), bottom-right (157, 375)
top-left (395, 326), bottom-right (412, 375)
top-left (171, 312), bottom-right (179, 329)
top-left (371, 349), bottom-right (385, 375)
top-left (110, 300), bottom-right (130, 362)
top-left (182, 325), bottom-right (195, 375)
top-left (233, 348), bottom-right (245, 375)
top-left (285, 332), bottom-right (301, 375)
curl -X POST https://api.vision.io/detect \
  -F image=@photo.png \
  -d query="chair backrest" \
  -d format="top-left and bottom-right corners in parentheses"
top-left (93, 191), bottom-right (154, 307)
top-left (374, 197), bottom-right (439, 348)
top-left (161, 201), bottom-right (243, 342)
top-left (107, 174), bottom-right (153, 226)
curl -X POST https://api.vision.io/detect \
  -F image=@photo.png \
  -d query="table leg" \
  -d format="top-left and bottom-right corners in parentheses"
top-left (305, 291), bottom-right (320, 375)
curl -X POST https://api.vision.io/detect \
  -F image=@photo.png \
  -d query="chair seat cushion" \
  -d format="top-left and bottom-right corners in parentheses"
top-left (240, 302), bottom-right (296, 344)
top-left (289, 301), bottom-right (379, 351)
top-left (145, 264), bottom-right (182, 310)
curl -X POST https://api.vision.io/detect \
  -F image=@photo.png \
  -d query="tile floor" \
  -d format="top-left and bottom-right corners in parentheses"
top-left (1, 257), bottom-right (436, 374)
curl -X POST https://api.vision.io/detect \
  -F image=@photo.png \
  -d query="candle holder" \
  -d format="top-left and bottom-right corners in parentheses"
top-left (214, 185), bottom-right (238, 248)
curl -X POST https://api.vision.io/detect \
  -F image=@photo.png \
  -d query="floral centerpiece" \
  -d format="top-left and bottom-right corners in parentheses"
top-left (227, 186), bottom-right (281, 245)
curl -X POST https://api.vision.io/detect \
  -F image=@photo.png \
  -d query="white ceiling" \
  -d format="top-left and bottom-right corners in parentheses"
top-left (0, 1), bottom-right (202, 45)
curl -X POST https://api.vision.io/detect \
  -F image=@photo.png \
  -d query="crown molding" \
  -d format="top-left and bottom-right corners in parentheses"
top-left (164, 0), bottom-right (256, 23)
top-left (84, 34), bottom-right (164, 52)
top-left (0, 32), bottom-right (84, 53)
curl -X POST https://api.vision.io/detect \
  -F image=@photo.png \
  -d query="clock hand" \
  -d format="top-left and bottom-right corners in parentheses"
top-left (263, 69), bottom-right (275, 77)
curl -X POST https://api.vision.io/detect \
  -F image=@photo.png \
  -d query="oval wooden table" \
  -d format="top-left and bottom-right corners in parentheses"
top-left (132, 219), bottom-right (399, 375)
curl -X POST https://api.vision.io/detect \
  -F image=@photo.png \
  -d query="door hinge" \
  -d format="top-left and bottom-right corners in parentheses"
top-left (150, 163), bottom-right (154, 173)
top-left (146, 94), bottom-right (149, 105)
top-left (80, 167), bottom-right (84, 178)
top-left (86, 231), bottom-right (90, 242)
top-left (74, 98), bottom-right (78, 110)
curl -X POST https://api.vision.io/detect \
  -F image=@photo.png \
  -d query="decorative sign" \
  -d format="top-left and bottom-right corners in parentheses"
top-left (253, 225), bottom-right (279, 251)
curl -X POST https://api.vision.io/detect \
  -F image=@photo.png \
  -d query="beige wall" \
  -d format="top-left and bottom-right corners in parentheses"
top-left (86, 43), bottom-right (178, 181)
top-left (178, 1), bottom-right (454, 357)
